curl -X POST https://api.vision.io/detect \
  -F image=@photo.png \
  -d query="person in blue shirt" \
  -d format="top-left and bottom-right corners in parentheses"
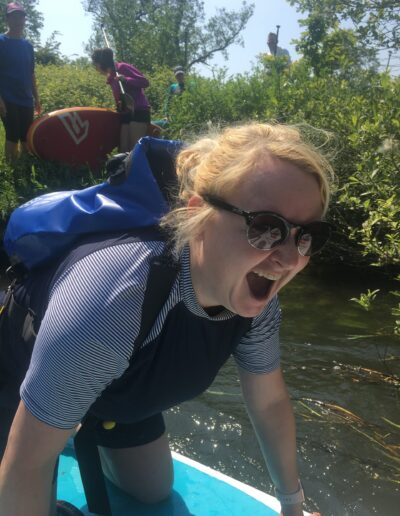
top-left (0, 3), bottom-right (41, 162)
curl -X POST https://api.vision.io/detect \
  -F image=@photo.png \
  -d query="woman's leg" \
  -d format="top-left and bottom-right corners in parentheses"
top-left (119, 124), bottom-right (130, 153)
top-left (19, 105), bottom-right (34, 157)
top-left (99, 431), bottom-right (173, 504)
top-left (128, 121), bottom-right (148, 150)
top-left (5, 140), bottom-right (19, 162)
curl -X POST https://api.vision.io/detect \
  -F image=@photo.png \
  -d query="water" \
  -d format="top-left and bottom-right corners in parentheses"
top-left (164, 266), bottom-right (399, 516)
top-left (1, 266), bottom-right (399, 515)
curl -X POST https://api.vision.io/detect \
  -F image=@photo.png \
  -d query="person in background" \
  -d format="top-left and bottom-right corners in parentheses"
top-left (169, 65), bottom-right (186, 95)
top-left (0, 123), bottom-right (332, 516)
top-left (0, 2), bottom-right (41, 162)
top-left (267, 32), bottom-right (291, 64)
top-left (163, 65), bottom-right (186, 121)
top-left (92, 47), bottom-right (150, 152)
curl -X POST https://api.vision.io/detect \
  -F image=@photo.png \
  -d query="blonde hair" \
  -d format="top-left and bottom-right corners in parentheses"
top-left (161, 122), bottom-right (334, 254)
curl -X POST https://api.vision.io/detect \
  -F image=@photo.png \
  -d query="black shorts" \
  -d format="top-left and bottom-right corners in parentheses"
top-left (0, 407), bottom-right (165, 465)
top-left (93, 412), bottom-right (165, 449)
top-left (120, 109), bottom-right (151, 125)
top-left (0, 100), bottom-right (33, 143)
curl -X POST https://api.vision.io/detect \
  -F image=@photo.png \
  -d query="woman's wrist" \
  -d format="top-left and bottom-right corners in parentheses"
top-left (275, 480), bottom-right (305, 505)
top-left (279, 504), bottom-right (305, 516)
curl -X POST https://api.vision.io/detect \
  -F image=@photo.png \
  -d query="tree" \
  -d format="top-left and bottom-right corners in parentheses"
top-left (289, 0), bottom-right (400, 52)
top-left (0, 0), bottom-right (43, 43)
top-left (83, 0), bottom-right (254, 72)
top-left (35, 32), bottom-right (66, 65)
top-left (294, 13), bottom-right (379, 77)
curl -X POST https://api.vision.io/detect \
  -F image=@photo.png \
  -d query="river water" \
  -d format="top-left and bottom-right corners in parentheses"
top-left (1, 265), bottom-right (398, 515)
top-left (164, 266), bottom-right (399, 516)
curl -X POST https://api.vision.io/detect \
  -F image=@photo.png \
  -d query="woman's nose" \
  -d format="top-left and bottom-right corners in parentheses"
top-left (271, 229), bottom-right (303, 268)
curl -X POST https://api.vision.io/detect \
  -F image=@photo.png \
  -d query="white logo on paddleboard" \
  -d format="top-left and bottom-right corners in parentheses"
top-left (58, 112), bottom-right (89, 145)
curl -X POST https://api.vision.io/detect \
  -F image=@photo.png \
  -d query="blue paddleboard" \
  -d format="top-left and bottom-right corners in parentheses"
top-left (58, 443), bottom-right (305, 515)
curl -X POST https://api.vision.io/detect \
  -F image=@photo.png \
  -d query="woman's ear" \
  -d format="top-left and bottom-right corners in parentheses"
top-left (187, 195), bottom-right (204, 208)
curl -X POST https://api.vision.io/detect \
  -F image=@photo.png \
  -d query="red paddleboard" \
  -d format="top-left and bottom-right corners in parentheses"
top-left (27, 107), bottom-right (161, 169)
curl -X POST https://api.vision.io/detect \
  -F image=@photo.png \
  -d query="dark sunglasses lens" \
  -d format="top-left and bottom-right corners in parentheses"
top-left (297, 222), bottom-right (331, 256)
top-left (247, 214), bottom-right (287, 250)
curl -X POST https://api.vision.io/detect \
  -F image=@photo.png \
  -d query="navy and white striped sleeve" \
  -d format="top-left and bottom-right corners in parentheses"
top-left (233, 296), bottom-right (281, 374)
top-left (20, 242), bottom-right (157, 429)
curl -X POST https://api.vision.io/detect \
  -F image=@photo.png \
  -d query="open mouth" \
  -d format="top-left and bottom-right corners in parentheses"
top-left (246, 271), bottom-right (276, 301)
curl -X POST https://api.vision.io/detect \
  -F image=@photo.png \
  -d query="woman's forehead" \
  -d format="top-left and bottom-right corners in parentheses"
top-left (229, 157), bottom-right (323, 220)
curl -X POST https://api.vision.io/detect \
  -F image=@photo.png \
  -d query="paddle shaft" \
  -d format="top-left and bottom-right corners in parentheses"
top-left (274, 25), bottom-right (280, 57)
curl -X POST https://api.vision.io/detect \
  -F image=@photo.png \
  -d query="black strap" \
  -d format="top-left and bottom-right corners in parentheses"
top-left (74, 415), bottom-right (112, 516)
top-left (56, 500), bottom-right (85, 515)
top-left (131, 245), bottom-right (179, 357)
top-left (0, 279), bottom-right (16, 330)
top-left (74, 250), bottom-right (179, 515)
top-left (0, 279), bottom-right (17, 378)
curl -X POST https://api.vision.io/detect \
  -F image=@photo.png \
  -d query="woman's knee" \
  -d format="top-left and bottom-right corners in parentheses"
top-left (105, 457), bottom-right (173, 504)
top-left (99, 432), bottom-right (174, 504)
top-left (129, 473), bottom-right (173, 504)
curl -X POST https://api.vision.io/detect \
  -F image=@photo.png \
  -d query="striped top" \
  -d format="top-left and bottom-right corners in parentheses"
top-left (21, 239), bottom-right (281, 430)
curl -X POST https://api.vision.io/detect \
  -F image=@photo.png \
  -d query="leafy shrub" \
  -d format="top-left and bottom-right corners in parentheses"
top-left (36, 63), bottom-right (114, 113)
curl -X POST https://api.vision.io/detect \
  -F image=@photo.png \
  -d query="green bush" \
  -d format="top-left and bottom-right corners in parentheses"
top-left (36, 64), bottom-right (115, 113)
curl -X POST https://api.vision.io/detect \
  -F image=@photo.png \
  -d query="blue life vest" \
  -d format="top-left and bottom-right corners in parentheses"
top-left (4, 137), bottom-right (182, 269)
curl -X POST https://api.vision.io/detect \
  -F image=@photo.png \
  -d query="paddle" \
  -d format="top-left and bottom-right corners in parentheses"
top-left (100, 24), bottom-right (135, 114)
top-left (274, 25), bottom-right (280, 57)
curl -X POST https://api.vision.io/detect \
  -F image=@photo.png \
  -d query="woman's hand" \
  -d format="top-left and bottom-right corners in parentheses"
top-left (34, 98), bottom-right (42, 116)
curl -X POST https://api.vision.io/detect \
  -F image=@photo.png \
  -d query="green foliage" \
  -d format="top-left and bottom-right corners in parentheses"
top-left (0, 150), bottom-right (101, 243)
top-left (290, 11), bottom-right (379, 78)
top-left (144, 65), bottom-right (174, 117)
top-left (333, 74), bottom-right (400, 269)
top-left (350, 289), bottom-right (380, 311)
top-left (289, 0), bottom-right (400, 52)
top-left (35, 32), bottom-right (66, 66)
top-left (35, 63), bottom-right (114, 113)
top-left (83, 0), bottom-right (254, 72)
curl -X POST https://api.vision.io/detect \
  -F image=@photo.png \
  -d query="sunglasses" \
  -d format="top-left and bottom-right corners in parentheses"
top-left (203, 194), bottom-right (332, 256)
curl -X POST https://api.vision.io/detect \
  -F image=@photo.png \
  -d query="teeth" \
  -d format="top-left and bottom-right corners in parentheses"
top-left (253, 271), bottom-right (281, 281)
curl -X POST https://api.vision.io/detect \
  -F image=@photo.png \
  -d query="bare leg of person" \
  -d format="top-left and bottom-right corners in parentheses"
top-left (128, 122), bottom-right (148, 150)
top-left (99, 432), bottom-right (173, 504)
top-left (119, 124), bottom-right (130, 153)
top-left (5, 140), bottom-right (19, 162)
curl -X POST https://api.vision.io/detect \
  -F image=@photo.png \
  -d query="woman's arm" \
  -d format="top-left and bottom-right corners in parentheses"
top-left (0, 401), bottom-right (75, 516)
top-left (238, 366), bottom-right (317, 516)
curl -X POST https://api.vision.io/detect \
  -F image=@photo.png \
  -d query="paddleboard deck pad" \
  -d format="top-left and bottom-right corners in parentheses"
top-left (27, 107), bottom-right (161, 169)
top-left (58, 444), bottom-right (297, 515)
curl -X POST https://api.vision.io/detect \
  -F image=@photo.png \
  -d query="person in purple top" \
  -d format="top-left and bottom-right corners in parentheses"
top-left (92, 47), bottom-right (151, 152)
top-left (0, 2), bottom-right (41, 162)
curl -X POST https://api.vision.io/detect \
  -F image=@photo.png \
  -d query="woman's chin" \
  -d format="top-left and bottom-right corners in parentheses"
top-left (232, 295), bottom-right (273, 318)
